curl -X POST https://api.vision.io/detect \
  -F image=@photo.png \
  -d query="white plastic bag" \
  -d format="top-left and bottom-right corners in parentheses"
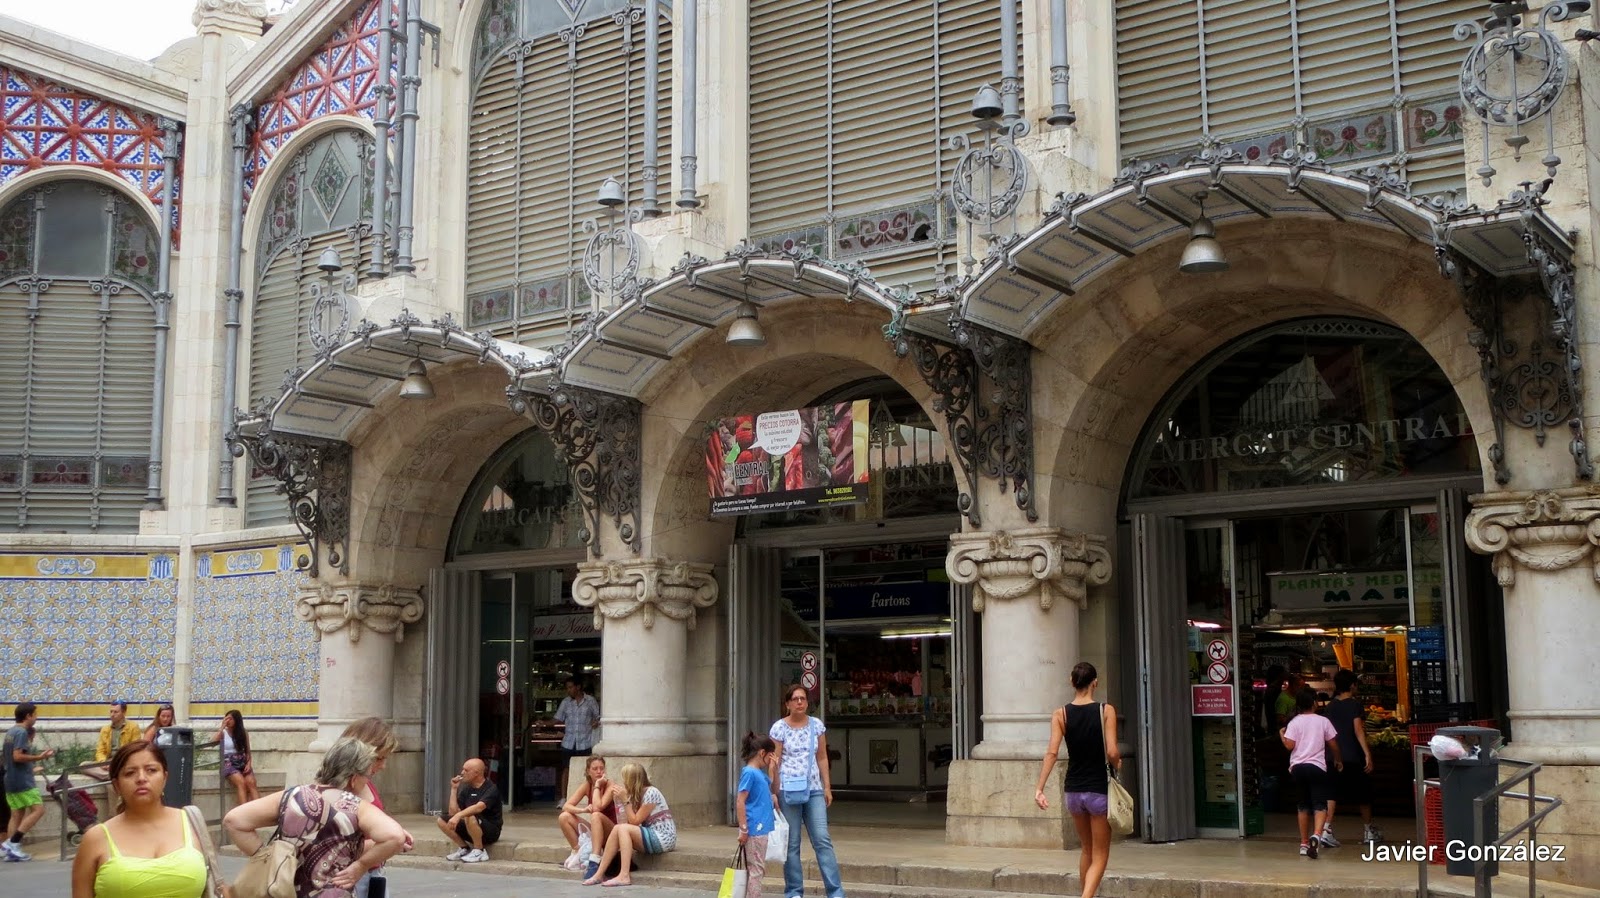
top-left (1429, 734), bottom-right (1468, 761)
top-left (765, 811), bottom-right (789, 864)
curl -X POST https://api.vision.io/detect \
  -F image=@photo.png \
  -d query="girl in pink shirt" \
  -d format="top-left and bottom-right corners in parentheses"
top-left (1280, 688), bottom-right (1342, 859)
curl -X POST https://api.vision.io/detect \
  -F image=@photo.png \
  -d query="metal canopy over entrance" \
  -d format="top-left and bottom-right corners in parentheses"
top-left (956, 159), bottom-right (1572, 339)
top-left (532, 247), bottom-right (955, 398)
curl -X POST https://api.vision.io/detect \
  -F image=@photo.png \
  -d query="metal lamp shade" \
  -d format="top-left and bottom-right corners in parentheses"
top-left (1179, 215), bottom-right (1228, 274)
top-left (399, 358), bottom-right (435, 399)
top-left (726, 302), bottom-right (766, 347)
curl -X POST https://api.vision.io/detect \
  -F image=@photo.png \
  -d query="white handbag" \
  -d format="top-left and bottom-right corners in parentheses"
top-left (1106, 766), bottom-right (1135, 836)
top-left (765, 811), bottom-right (789, 864)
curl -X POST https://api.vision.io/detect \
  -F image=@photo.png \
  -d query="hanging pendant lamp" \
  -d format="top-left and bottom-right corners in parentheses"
top-left (1179, 192), bottom-right (1229, 274)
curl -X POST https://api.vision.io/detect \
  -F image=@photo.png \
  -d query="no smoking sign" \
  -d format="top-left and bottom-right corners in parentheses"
top-left (1206, 660), bottom-right (1230, 684)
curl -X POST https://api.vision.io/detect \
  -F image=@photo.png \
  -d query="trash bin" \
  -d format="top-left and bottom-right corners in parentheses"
top-left (1436, 725), bottom-right (1500, 876)
top-left (156, 726), bottom-right (195, 808)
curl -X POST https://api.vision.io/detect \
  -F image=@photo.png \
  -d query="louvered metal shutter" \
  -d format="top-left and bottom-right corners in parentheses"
top-left (1296, 0), bottom-right (1394, 120)
top-left (466, 16), bottom-right (670, 348)
top-left (246, 231), bottom-right (353, 525)
top-left (748, 0), bottom-right (829, 236)
top-left (1201, 0), bottom-right (1296, 138)
top-left (1116, 1), bottom-right (1204, 161)
top-left (749, 0), bottom-right (1001, 293)
top-left (8, 282), bottom-right (153, 532)
top-left (1398, 0), bottom-right (1478, 98)
top-left (0, 291), bottom-right (25, 490)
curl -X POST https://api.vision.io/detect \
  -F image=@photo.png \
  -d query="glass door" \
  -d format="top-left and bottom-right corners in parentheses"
top-left (1183, 523), bottom-right (1250, 837)
top-left (478, 572), bottom-right (518, 806)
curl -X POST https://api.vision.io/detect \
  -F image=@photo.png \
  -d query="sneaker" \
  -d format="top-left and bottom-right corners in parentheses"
top-left (4, 842), bottom-right (31, 862)
top-left (1307, 837), bottom-right (1319, 859)
top-left (463, 848), bottom-right (489, 863)
top-left (1363, 824), bottom-right (1382, 844)
top-left (1299, 842), bottom-right (1309, 857)
top-left (584, 857), bottom-right (600, 880)
top-left (1319, 826), bottom-right (1340, 848)
top-left (446, 847), bottom-right (468, 861)
top-left (563, 850), bottom-right (583, 871)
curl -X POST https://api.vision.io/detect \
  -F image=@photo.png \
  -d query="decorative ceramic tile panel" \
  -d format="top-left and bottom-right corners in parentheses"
top-left (190, 543), bottom-right (318, 711)
top-left (1406, 97), bottom-right (1466, 151)
top-left (1310, 111), bottom-right (1394, 163)
top-left (245, 0), bottom-right (400, 198)
top-left (0, 65), bottom-right (180, 241)
top-left (0, 553), bottom-right (178, 706)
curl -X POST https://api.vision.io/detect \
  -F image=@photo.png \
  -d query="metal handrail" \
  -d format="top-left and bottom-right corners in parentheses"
top-left (1473, 757), bottom-right (1563, 898)
top-left (1413, 745), bottom-right (1564, 898)
top-left (51, 739), bottom-right (232, 861)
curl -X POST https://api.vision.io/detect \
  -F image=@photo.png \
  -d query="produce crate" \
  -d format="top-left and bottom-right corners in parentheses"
top-left (1422, 783), bottom-right (1445, 865)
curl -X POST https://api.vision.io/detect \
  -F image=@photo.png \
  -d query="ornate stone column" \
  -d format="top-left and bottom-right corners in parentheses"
top-left (295, 581), bottom-right (425, 748)
top-left (1466, 488), bottom-right (1600, 887)
top-left (944, 527), bottom-right (1111, 847)
top-left (573, 558), bottom-right (717, 755)
top-left (572, 558), bottom-right (722, 825)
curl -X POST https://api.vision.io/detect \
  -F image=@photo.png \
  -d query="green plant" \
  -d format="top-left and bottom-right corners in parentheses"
top-left (39, 742), bottom-right (98, 776)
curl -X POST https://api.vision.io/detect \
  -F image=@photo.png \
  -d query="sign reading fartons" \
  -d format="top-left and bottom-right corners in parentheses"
top-left (706, 400), bottom-right (870, 516)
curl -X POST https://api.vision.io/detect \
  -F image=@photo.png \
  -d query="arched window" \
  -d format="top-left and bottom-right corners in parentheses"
top-left (1115, 0), bottom-right (1481, 196)
top-left (747, 0), bottom-right (1006, 291)
top-left (1126, 318), bottom-right (1480, 501)
top-left (465, 0), bottom-right (672, 345)
top-left (0, 180), bottom-right (160, 532)
top-left (247, 128), bottom-right (376, 524)
top-left (449, 429), bottom-right (586, 558)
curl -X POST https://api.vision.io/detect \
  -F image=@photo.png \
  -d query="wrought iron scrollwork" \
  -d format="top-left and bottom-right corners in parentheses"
top-left (954, 322), bottom-right (1038, 522)
top-left (893, 332), bottom-right (981, 526)
top-left (1436, 230), bottom-right (1591, 485)
top-left (226, 430), bottom-right (352, 577)
top-left (890, 320), bottom-right (1037, 526)
top-left (510, 386), bottom-right (642, 554)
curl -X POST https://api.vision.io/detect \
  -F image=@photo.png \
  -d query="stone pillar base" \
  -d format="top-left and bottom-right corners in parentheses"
top-left (945, 758), bottom-right (1076, 849)
top-left (1498, 761), bottom-right (1599, 888)
top-left (587, 753), bottom-right (725, 829)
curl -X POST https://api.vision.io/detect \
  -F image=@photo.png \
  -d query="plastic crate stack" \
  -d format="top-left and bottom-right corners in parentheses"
top-left (1407, 626), bottom-right (1447, 709)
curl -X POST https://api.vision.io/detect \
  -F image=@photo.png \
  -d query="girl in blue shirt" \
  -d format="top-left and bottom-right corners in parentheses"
top-left (736, 732), bottom-right (776, 898)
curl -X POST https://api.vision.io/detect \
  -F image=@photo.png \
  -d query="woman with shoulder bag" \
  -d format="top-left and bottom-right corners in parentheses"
top-left (768, 684), bottom-right (844, 898)
top-left (70, 740), bottom-right (223, 898)
top-left (224, 738), bottom-right (407, 898)
top-left (1033, 662), bottom-right (1123, 898)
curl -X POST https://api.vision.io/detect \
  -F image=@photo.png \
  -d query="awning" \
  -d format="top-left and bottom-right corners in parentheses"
top-left (525, 246), bottom-right (955, 398)
top-left (234, 312), bottom-right (554, 442)
top-left (958, 158), bottom-right (1575, 339)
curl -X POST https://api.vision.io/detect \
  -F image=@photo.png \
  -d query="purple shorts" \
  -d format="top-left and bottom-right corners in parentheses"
top-left (1066, 791), bottom-right (1108, 817)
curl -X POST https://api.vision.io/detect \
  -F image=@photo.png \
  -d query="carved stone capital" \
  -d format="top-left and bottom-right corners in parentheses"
top-left (946, 527), bottom-right (1111, 613)
top-left (295, 582), bottom-right (425, 643)
top-left (1466, 489), bottom-right (1600, 587)
top-left (573, 559), bottom-right (718, 630)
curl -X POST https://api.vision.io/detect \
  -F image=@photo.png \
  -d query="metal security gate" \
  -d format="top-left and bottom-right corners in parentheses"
top-left (1133, 514), bottom-right (1197, 842)
top-left (425, 568), bottom-right (481, 815)
top-left (950, 582), bottom-right (979, 759)
top-left (726, 544), bottom-right (784, 823)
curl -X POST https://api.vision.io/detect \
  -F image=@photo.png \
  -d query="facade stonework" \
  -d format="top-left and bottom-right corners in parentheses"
top-left (0, 0), bottom-right (1597, 885)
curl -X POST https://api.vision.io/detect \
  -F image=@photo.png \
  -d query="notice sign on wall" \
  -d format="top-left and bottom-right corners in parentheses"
top-left (1192, 684), bottom-right (1235, 717)
top-left (706, 400), bottom-right (870, 516)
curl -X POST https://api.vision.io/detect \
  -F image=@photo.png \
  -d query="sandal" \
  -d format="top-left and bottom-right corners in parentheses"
top-left (581, 875), bottom-right (604, 886)
top-left (601, 877), bottom-right (632, 887)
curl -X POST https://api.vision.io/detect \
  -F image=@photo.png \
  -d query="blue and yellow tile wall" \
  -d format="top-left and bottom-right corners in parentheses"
top-left (190, 543), bottom-right (319, 718)
top-left (1, 552), bottom-right (179, 712)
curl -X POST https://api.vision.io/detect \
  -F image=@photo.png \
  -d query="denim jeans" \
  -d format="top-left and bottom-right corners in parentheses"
top-left (781, 792), bottom-right (844, 898)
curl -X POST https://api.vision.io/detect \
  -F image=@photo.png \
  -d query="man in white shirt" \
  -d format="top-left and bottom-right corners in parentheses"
top-left (553, 676), bottom-right (600, 805)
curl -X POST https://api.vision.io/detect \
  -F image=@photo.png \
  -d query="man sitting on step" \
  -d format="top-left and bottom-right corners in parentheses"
top-left (437, 758), bottom-right (503, 864)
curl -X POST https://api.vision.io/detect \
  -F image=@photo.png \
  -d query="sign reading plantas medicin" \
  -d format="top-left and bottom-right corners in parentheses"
top-left (706, 400), bottom-right (870, 515)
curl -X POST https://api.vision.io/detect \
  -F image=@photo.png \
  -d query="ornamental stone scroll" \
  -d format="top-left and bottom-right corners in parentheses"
top-left (572, 558), bottom-right (719, 630)
top-left (1465, 488), bottom-right (1600, 588)
top-left (294, 582), bottom-right (425, 643)
top-left (946, 527), bottom-right (1112, 613)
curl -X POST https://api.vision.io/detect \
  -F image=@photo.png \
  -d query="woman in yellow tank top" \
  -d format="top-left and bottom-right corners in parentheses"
top-left (70, 740), bottom-right (212, 898)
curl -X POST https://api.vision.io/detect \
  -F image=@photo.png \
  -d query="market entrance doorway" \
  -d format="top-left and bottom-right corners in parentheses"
top-left (1121, 317), bottom-right (1506, 843)
top-left (1134, 494), bottom-right (1502, 841)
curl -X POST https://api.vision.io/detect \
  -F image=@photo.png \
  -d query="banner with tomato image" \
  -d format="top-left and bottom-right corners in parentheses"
top-left (706, 400), bottom-right (870, 515)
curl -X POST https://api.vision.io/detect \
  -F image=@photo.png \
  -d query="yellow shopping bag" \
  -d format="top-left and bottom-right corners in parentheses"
top-left (717, 846), bottom-right (748, 898)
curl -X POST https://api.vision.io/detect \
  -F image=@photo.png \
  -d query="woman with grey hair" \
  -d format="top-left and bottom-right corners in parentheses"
top-left (224, 737), bottom-right (408, 897)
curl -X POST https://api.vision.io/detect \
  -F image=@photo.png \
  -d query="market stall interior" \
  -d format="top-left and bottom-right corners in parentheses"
top-left (1182, 506), bottom-right (1507, 840)
top-left (778, 540), bottom-right (957, 820)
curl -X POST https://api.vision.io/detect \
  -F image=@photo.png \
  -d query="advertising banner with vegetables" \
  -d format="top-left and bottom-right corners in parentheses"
top-left (705, 400), bottom-right (870, 516)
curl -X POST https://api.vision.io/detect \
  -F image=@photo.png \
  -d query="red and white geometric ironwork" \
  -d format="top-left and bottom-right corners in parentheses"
top-left (245, 0), bottom-right (399, 198)
top-left (0, 65), bottom-right (175, 216)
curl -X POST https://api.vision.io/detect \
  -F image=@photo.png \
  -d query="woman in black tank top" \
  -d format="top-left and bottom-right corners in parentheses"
top-left (1033, 662), bottom-right (1122, 898)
